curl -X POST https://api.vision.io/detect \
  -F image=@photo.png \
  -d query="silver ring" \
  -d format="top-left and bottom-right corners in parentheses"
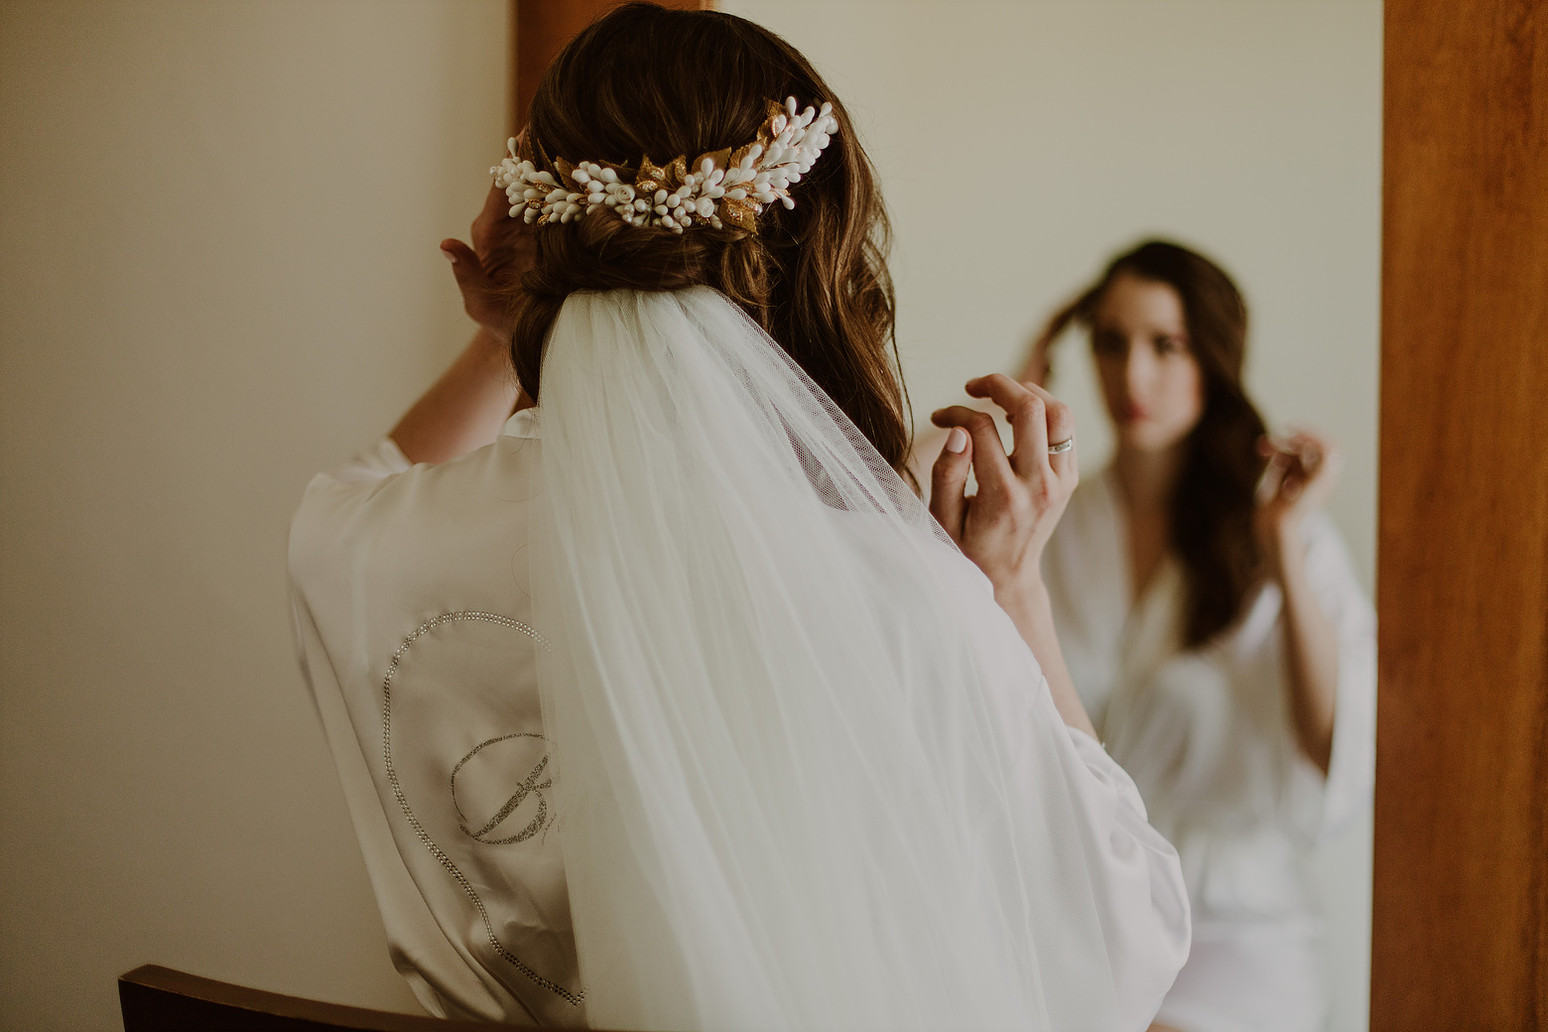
top-left (1048, 437), bottom-right (1074, 456)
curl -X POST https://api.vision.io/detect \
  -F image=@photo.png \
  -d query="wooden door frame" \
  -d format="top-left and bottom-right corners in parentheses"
top-left (1373, 1), bottom-right (1546, 1026)
top-left (510, 2), bottom-right (1548, 1024)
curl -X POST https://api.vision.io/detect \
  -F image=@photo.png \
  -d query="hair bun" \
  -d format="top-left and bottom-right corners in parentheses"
top-left (509, 215), bottom-right (771, 400)
top-left (521, 215), bottom-right (748, 301)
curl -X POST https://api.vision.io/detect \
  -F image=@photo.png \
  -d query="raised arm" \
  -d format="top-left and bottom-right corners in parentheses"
top-left (928, 374), bottom-right (1096, 741)
top-left (1254, 429), bottom-right (1345, 775)
top-left (389, 182), bottom-right (534, 464)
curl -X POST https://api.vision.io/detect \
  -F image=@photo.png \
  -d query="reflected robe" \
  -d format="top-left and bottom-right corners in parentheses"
top-left (1044, 468), bottom-right (1377, 1032)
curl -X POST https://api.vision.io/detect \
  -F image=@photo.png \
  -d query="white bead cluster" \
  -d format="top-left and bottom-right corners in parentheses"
top-left (491, 97), bottom-right (838, 234)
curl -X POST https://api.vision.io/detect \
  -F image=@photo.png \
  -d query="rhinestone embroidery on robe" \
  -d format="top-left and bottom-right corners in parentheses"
top-left (381, 610), bottom-right (583, 1006)
top-left (451, 732), bottom-right (554, 845)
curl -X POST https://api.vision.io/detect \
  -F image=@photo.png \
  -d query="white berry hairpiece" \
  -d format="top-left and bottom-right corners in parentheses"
top-left (491, 97), bottom-right (838, 234)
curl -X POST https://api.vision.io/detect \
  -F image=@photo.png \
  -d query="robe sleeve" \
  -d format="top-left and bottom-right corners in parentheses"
top-left (288, 437), bottom-right (415, 584)
top-left (1301, 514), bottom-right (1377, 838)
top-left (325, 436), bottom-right (412, 483)
top-left (1057, 723), bottom-right (1192, 1030)
top-left (287, 440), bottom-right (546, 1023)
top-left (941, 533), bottom-right (1191, 1030)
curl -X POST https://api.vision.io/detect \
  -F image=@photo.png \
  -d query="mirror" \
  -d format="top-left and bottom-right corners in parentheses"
top-left (720, 2), bottom-right (1381, 1029)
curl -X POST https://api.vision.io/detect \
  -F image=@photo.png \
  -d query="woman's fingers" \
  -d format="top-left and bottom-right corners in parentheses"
top-left (928, 427), bottom-right (972, 540)
top-left (1255, 466), bottom-right (1284, 507)
top-left (440, 238), bottom-right (502, 332)
top-left (959, 375), bottom-right (1046, 479)
top-left (473, 180), bottom-right (539, 278)
top-left (965, 375), bottom-right (1047, 477)
top-left (441, 238), bottom-right (486, 286)
top-left (1296, 437), bottom-right (1342, 505)
top-left (964, 374), bottom-right (1078, 480)
top-left (472, 181), bottom-right (515, 251)
top-left (452, 169), bottom-right (540, 340)
top-left (931, 404), bottom-right (1015, 494)
top-left (931, 378), bottom-right (1079, 594)
top-left (1256, 431), bottom-right (1342, 510)
top-left (1028, 381), bottom-right (1077, 479)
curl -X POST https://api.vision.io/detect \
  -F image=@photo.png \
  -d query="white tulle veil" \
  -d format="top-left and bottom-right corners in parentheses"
top-left (531, 287), bottom-right (1128, 1031)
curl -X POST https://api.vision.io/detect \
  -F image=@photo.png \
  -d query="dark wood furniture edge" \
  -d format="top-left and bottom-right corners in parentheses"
top-left (118, 965), bottom-right (498, 1032)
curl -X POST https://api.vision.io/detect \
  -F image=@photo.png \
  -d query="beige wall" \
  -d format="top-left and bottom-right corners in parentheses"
top-left (722, 3), bottom-right (1381, 1030)
top-left (0, 3), bottom-right (508, 1028)
top-left (1, 2), bottom-right (1379, 1030)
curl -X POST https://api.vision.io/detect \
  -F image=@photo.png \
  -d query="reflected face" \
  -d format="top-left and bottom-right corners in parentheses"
top-left (1089, 274), bottom-right (1204, 454)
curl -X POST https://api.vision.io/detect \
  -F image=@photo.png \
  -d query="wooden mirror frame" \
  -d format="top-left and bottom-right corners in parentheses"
top-left (1375, 1), bottom-right (1546, 1024)
top-left (511, 2), bottom-right (1548, 1025)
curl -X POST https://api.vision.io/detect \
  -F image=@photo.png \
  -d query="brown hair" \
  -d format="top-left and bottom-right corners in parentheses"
top-left (508, 3), bottom-right (909, 474)
top-left (1039, 240), bottom-right (1269, 647)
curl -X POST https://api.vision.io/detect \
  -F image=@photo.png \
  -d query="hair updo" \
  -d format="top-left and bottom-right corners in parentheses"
top-left (509, 2), bottom-right (909, 473)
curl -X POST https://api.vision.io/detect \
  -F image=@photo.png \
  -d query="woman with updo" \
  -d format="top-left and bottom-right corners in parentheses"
top-left (1026, 240), bottom-right (1376, 1032)
top-left (288, 5), bottom-right (1189, 1030)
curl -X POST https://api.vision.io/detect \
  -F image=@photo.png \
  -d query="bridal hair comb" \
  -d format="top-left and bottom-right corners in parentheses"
top-left (492, 98), bottom-right (838, 234)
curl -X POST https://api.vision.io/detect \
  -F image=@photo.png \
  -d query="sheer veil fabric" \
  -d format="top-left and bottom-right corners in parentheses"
top-left (532, 287), bottom-right (1187, 1031)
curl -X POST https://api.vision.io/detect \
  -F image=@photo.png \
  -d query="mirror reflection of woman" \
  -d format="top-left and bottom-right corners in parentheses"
top-left (1025, 241), bottom-right (1375, 1032)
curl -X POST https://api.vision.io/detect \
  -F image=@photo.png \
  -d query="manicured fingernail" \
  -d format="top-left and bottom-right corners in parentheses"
top-left (441, 249), bottom-right (458, 264)
top-left (945, 427), bottom-right (969, 454)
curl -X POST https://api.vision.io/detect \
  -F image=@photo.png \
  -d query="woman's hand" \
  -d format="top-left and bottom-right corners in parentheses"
top-left (1254, 429), bottom-right (1343, 569)
top-left (928, 374), bottom-right (1078, 603)
top-left (929, 375), bottom-right (1094, 739)
top-left (440, 179), bottom-right (537, 340)
top-left (1014, 295), bottom-right (1084, 387)
top-left (387, 175), bottom-right (534, 464)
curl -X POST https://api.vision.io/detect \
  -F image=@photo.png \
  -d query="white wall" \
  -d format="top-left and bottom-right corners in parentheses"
top-left (721, 3), bottom-right (1380, 1030)
top-left (0, 3), bottom-right (508, 1028)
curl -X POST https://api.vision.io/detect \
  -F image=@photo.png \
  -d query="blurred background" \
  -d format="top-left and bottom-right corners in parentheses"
top-left (0, 2), bottom-right (1377, 1029)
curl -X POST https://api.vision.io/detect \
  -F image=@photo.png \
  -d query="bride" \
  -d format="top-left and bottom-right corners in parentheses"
top-left (289, 4), bottom-right (1189, 1029)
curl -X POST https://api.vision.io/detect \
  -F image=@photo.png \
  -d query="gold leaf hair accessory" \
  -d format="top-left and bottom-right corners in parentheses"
top-left (491, 98), bottom-right (838, 234)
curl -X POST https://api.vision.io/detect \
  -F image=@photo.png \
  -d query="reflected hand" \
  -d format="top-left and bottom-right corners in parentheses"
top-left (928, 375), bottom-right (1078, 601)
top-left (440, 177), bottom-right (537, 340)
top-left (1254, 428), bottom-right (1342, 566)
top-left (1015, 327), bottom-right (1054, 387)
top-left (1015, 296), bottom-right (1083, 387)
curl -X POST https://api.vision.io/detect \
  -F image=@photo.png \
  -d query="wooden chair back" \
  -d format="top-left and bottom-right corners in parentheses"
top-left (118, 965), bottom-right (500, 1032)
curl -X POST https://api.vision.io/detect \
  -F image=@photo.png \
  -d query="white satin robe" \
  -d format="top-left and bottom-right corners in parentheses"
top-left (289, 412), bottom-right (1192, 1028)
top-left (1042, 469), bottom-right (1376, 1032)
